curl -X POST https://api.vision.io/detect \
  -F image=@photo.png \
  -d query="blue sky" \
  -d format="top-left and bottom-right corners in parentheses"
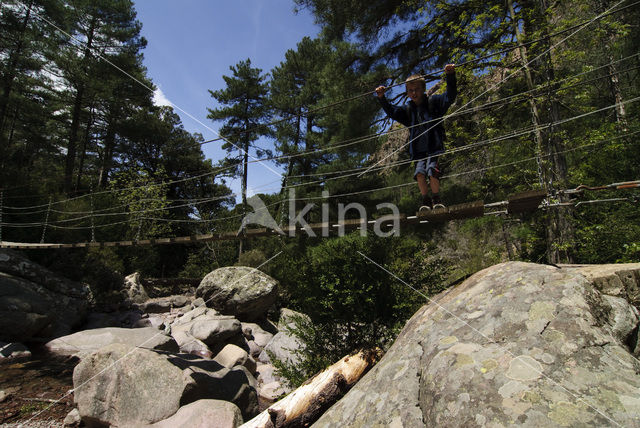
top-left (132, 1), bottom-right (320, 199)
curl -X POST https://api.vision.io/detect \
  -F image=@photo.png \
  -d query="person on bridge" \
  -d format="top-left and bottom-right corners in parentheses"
top-left (375, 64), bottom-right (457, 213)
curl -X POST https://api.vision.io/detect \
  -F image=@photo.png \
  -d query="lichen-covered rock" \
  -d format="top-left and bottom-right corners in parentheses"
top-left (313, 262), bottom-right (640, 427)
top-left (196, 267), bottom-right (278, 321)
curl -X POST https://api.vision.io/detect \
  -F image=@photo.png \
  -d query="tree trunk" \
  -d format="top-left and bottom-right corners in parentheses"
top-left (239, 136), bottom-right (250, 259)
top-left (276, 109), bottom-right (302, 225)
top-left (0, 1), bottom-right (33, 149)
top-left (99, 122), bottom-right (117, 188)
top-left (538, 0), bottom-right (574, 264)
top-left (508, 0), bottom-right (574, 264)
top-left (75, 106), bottom-right (94, 191)
top-left (64, 16), bottom-right (96, 195)
top-left (240, 349), bottom-right (380, 428)
top-left (507, 0), bottom-right (546, 188)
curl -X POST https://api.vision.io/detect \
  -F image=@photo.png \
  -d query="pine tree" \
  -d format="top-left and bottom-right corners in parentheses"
top-left (207, 59), bottom-right (272, 256)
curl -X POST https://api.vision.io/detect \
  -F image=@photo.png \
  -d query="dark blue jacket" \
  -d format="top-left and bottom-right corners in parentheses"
top-left (378, 73), bottom-right (457, 159)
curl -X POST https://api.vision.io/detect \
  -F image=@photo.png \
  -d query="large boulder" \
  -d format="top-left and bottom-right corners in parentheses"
top-left (45, 327), bottom-right (178, 357)
top-left (145, 399), bottom-right (243, 428)
top-left (172, 313), bottom-right (242, 346)
top-left (0, 250), bottom-right (92, 341)
top-left (313, 262), bottom-right (640, 427)
top-left (73, 343), bottom-right (258, 426)
top-left (196, 267), bottom-right (278, 321)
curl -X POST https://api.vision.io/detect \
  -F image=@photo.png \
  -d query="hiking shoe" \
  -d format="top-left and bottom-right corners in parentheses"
top-left (433, 203), bottom-right (446, 210)
top-left (418, 205), bottom-right (432, 214)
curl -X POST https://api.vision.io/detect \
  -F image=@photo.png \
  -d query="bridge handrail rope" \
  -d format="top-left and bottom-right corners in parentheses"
top-left (7, 126), bottom-right (634, 233)
top-left (2, 125), bottom-right (637, 232)
top-left (1, 195), bottom-right (237, 228)
top-left (5, 105), bottom-right (638, 234)
top-left (2, 179), bottom-right (637, 249)
top-left (278, 97), bottom-right (640, 193)
top-left (40, 197), bottom-right (52, 244)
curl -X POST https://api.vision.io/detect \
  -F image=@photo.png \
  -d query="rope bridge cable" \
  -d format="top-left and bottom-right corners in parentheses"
top-left (3, 193), bottom-right (237, 219)
top-left (6, 0), bottom-right (634, 214)
top-left (168, 127), bottom-right (640, 227)
top-left (3, 180), bottom-right (637, 249)
top-left (275, 96), bottom-right (640, 194)
top-left (247, 58), bottom-right (640, 195)
top-left (0, 162), bottom-right (238, 208)
top-left (2, 106), bottom-right (637, 235)
top-left (142, 124), bottom-right (640, 227)
top-left (42, 127), bottom-right (638, 232)
top-left (1, 195), bottom-right (236, 229)
top-left (3, 52), bottom-right (633, 214)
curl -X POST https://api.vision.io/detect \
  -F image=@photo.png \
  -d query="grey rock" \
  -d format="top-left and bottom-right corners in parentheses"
top-left (63, 408), bottom-right (81, 427)
top-left (246, 340), bottom-right (262, 358)
top-left (313, 262), bottom-right (640, 428)
top-left (601, 294), bottom-right (639, 343)
top-left (172, 315), bottom-right (241, 346)
top-left (171, 329), bottom-right (212, 359)
top-left (192, 297), bottom-right (206, 308)
top-left (45, 327), bottom-right (178, 357)
top-left (278, 308), bottom-right (310, 330)
top-left (172, 306), bottom-right (220, 326)
top-left (241, 322), bottom-right (274, 349)
top-left (0, 250), bottom-right (92, 341)
top-left (196, 267), bottom-right (278, 321)
top-left (73, 343), bottom-right (258, 426)
top-left (214, 344), bottom-right (256, 373)
top-left (255, 362), bottom-right (291, 402)
top-left (561, 263), bottom-right (640, 304)
top-left (139, 295), bottom-right (192, 313)
top-left (145, 399), bottom-right (243, 428)
top-left (258, 329), bottom-right (304, 366)
top-left (124, 272), bottom-right (149, 304)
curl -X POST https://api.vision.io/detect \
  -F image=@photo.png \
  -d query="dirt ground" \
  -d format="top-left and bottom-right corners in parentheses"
top-left (0, 349), bottom-right (76, 426)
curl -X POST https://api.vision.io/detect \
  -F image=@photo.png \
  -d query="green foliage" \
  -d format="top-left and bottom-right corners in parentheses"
top-left (109, 167), bottom-right (171, 240)
top-left (180, 251), bottom-right (216, 278)
top-left (236, 249), bottom-right (267, 268)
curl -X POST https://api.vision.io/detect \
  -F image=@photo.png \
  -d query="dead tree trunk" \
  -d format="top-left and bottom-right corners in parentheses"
top-left (241, 349), bottom-right (380, 428)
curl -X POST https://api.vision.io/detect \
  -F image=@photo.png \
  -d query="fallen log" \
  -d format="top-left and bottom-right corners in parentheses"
top-left (240, 348), bottom-right (380, 428)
